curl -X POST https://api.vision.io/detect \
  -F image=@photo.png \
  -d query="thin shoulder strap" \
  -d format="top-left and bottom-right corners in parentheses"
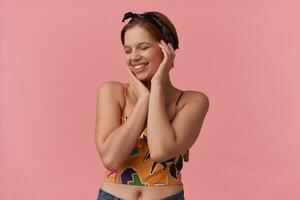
top-left (122, 87), bottom-right (127, 118)
top-left (170, 91), bottom-right (184, 122)
top-left (171, 91), bottom-right (189, 161)
top-left (175, 91), bottom-right (184, 105)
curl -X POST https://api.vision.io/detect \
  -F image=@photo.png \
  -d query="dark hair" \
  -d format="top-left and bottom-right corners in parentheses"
top-left (121, 11), bottom-right (179, 50)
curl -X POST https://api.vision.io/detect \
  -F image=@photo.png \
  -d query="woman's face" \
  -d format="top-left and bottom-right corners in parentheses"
top-left (123, 25), bottom-right (164, 80)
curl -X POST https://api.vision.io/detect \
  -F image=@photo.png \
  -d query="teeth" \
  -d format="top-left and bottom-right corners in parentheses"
top-left (134, 63), bottom-right (148, 69)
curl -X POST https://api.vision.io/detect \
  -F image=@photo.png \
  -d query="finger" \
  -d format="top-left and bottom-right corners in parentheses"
top-left (160, 47), bottom-right (174, 70)
top-left (159, 46), bottom-right (168, 63)
top-left (126, 67), bottom-right (131, 74)
top-left (162, 41), bottom-right (174, 59)
top-left (127, 67), bottom-right (135, 77)
top-left (160, 46), bottom-right (172, 66)
top-left (127, 68), bottom-right (134, 82)
top-left (126, 67), bottom-right (132, 77)
top-left (161, 41), bottom-right (175, 63)
top-left (160, 40), bottom-right (172, 55)
top-left (167, 42), bottom-right (175, 51)
top-left (167, 43), bottom-right (175, 58)
top-left (127, 67), bottom-right (139, 86)
top-left (160, 40), bottom-right (171, 54)
top-left (159, 43), bottom-right (171, 58)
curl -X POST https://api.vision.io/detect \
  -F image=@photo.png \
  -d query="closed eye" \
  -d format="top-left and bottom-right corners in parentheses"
top-left (124, 46), bottom-right (149, 54)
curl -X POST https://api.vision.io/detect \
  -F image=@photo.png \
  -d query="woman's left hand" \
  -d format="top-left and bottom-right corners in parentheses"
top-left (151, 40), bottom-right (175, 85)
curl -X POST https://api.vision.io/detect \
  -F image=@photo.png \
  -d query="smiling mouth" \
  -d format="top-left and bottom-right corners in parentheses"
top-left (133, 63), bottom-right (149, 72)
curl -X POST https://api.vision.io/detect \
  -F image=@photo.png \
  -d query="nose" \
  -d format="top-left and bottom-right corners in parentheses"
top-left (130, 49), bottom-right (141, 62)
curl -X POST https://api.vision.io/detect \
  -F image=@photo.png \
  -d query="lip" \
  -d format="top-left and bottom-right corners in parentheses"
top-left (134, 63), bottom-right (149, 73)
top-left (132, 62), bottom-right (148, 67)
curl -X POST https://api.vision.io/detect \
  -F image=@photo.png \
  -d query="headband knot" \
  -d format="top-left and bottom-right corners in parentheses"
top-left (122, 12), bottom-right (140, 22)
top-left (121, 11), bottom-right (178, 49)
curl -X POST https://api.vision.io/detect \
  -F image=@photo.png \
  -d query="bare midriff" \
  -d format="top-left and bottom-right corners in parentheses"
top-left (100, 181), bottom-right (184, 200)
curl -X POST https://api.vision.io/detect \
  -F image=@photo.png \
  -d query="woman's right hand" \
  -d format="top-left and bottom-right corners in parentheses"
top-left (126, 67), bottom-right (150, 99)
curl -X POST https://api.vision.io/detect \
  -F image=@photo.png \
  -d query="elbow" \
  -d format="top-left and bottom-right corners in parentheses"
top-left (103, 163), bottom-right (119, 171)
top-left (150, 151), bottom-right (165, 163)
top-left (151, 155), bottom-right (165, 163)
top-left (96, 142), bottom-right (121, 171)
top-left (101, 154), bottom-right (122, 171)
top-left (150, 147), bottom-right (179, 163)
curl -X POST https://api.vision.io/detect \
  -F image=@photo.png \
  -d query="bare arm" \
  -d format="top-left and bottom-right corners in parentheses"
top-left (95, 81), bottom-right (149, 171)
top-left (147, 83), bottom-right (209, 162)
top-left (147, 83), bottom-right (175, 160)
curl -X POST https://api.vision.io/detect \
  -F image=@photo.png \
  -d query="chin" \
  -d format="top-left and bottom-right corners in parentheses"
top-left (135, 72), bottom-right (152, 82)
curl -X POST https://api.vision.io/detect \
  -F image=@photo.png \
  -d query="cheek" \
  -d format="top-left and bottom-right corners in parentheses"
top-left (148, 59), bottom-right (161, 73)
top-left (125, 55), bottom-right (131, 65)
top-left (150, 53), bottom-right (163, 66)
top-left (149, 49), bottom-right (163, 63)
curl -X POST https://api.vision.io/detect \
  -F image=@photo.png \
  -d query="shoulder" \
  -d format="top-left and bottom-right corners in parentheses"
top-left (180, 90), bottom-right (209, 105)
top-left (97, 80), bottom-right (124, 88)
top-left (180, 90), bottom-right (209, 112)
top-left (97, 81), bottom-right (125, 105)
top-left (192, 91), bottom-right (209, 106)
top-left (97, 81), bottom-right (124, 94)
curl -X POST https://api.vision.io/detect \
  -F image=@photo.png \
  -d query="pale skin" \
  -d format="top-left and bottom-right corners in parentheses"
top-left (96, 25), bottom-right (209, 199)
top-left (124, 26), bottom-right (209, 162)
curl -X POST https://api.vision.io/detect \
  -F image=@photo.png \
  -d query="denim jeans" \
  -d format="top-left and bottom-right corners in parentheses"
top-left (97, 188), bottom-right (185, 200)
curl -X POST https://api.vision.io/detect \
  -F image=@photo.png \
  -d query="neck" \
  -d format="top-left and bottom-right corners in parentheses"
top-left (142, 75), bottom-right (177, 95)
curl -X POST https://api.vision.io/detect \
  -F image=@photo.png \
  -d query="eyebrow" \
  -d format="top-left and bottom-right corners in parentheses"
top-left (124, 42), bottom-right (151, 48)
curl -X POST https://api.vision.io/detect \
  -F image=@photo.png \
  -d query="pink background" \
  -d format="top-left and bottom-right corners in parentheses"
top-left (1, 1), bottom-right (300, 199)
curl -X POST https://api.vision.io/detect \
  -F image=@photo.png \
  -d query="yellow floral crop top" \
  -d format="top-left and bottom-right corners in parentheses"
top-left (103, 91), bottom-right (189, 187)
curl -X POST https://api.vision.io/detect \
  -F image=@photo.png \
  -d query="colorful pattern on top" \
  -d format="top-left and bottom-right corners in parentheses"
top-left (103, 115), bottom-right (188, 186)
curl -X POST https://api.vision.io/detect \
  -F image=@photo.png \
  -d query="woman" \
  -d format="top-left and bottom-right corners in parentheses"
top-left (95, 11), bottom-right (209, 200)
